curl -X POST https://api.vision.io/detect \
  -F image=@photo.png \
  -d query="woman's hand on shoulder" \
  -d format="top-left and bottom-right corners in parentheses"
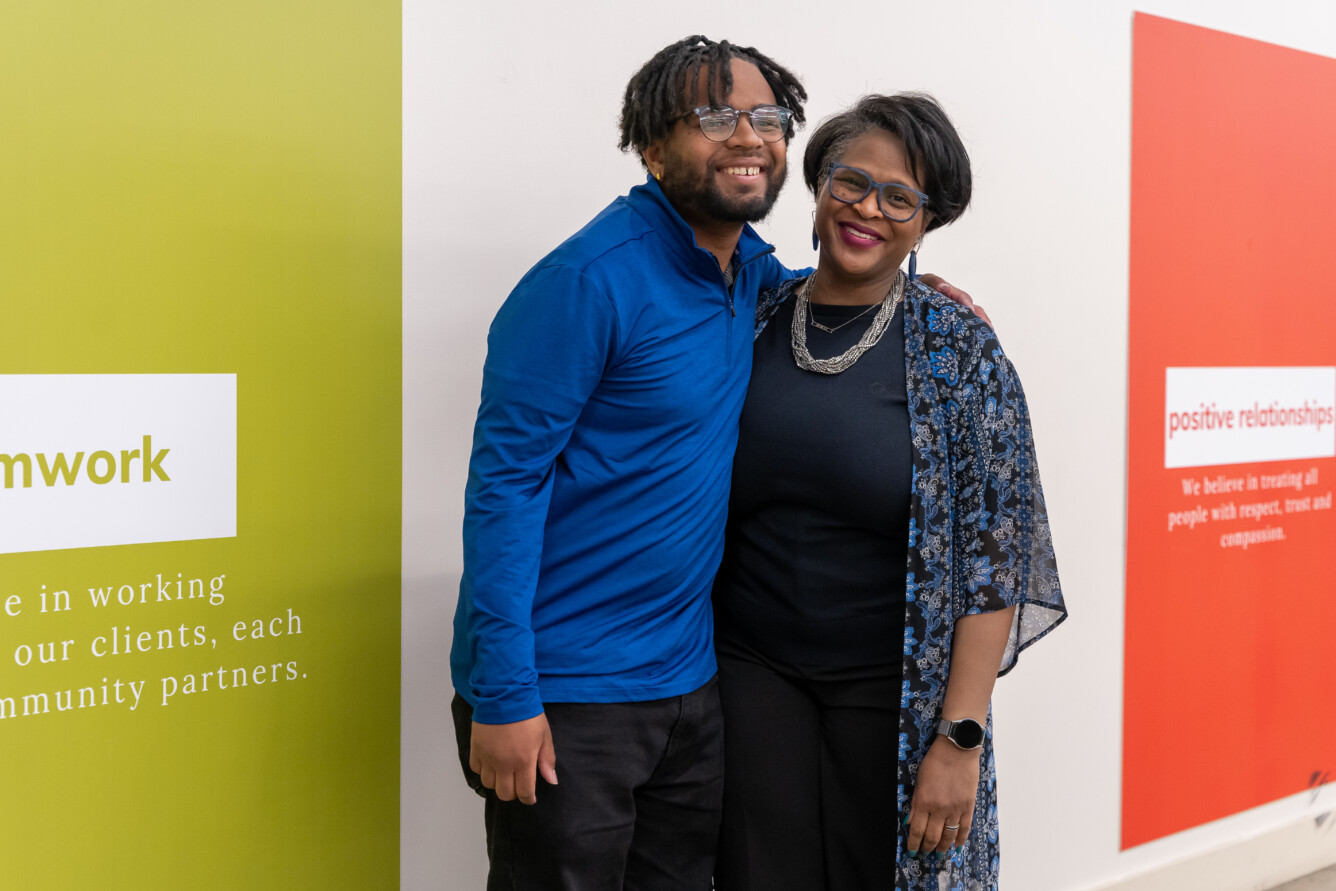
top-left (918, 274), bottom-right (993, 327)
top-left (904, 735), bottom-right (983, 858)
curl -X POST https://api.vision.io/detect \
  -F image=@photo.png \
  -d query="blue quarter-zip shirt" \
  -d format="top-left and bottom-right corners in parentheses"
top-left (451, 177), bottom-right (797, 724)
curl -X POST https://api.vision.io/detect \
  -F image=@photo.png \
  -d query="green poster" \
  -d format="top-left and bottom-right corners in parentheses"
top-left (0, 3), bottom-right (401, 887)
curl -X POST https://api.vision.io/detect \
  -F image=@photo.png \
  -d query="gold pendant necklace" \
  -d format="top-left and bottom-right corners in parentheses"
top-left (807, 300), bottom-right (881, 334)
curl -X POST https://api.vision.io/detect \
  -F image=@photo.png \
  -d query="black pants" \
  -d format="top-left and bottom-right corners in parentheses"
top-left (714, 639), bottom-right (901, 891)
top-left (452, 678), bottom-right (724, 891)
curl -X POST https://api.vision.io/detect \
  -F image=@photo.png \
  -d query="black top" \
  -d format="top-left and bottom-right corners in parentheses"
top-left (714, 292), bottom-right (911, 666)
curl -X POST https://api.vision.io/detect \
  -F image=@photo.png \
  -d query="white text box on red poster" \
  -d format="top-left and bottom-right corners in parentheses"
top-left (1164, 366), bottom-right (1336, 469)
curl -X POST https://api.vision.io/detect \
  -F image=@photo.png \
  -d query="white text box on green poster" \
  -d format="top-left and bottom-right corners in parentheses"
top-left (1, 373), bottom-right (237, 553)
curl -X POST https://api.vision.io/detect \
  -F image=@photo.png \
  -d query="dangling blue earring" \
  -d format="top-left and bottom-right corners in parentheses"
top-left (907, 248), bottom-right (918, 281)
top-left (812, 226), bottom-right (820, 251)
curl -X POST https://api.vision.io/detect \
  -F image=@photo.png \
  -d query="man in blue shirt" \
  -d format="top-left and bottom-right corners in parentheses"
top-left (451, 35), bottom-right (979, 890)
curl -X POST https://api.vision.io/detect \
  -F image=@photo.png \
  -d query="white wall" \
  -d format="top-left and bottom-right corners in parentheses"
top-left (403, 2), bottom-right (1336, 888)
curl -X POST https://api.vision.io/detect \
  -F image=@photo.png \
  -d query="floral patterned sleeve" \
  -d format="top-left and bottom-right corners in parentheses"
top-left (949, 315), bottom-right (1068, 675)
top-left (754, 276), bottom-right (804, 338)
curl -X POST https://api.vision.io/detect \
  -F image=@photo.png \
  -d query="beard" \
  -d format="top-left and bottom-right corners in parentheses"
top-left (657, 147), bottom-right (786, 224)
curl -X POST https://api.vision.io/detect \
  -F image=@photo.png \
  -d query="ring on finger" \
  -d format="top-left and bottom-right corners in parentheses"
top-left (944, 824), bottom-right (960, 832)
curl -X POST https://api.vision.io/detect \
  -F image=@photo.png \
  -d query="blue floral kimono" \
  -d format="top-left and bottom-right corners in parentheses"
top-left (756, 276), bottom-right (1067, 891)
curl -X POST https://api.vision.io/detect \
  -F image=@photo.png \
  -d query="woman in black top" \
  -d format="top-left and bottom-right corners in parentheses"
top-left (713, 94), bottom-right (1066, 891)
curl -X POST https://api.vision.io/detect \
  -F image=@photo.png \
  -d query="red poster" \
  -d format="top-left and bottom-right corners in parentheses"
top-left (1125, 13), bottom-right (1336, 849)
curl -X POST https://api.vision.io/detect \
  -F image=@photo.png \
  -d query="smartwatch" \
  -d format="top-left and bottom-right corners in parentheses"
top-left (936, 717), bottom-right (985, 750)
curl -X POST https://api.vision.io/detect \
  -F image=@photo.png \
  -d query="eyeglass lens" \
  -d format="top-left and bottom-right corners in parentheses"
top-left (697, 107), bottom-right (789, 142)
top-left (829, 167), bottom-right (922, 221)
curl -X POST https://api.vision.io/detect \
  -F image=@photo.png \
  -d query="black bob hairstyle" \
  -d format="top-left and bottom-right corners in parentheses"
top-left (802, 92), bottom-right (971, 233)
top-left (619, 35), bottom-right (807, 165)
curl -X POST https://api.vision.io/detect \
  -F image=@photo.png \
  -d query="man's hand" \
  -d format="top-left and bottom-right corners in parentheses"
top-left (469, 713), bottom-right (558, 805)
top-left (918, 274), bottom-right (993, 328)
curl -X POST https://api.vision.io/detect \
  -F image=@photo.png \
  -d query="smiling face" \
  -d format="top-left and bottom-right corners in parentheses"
top-left (814, 129), bottom-right (931, 290)
top-left (642, 58), bottom-right (788, 227)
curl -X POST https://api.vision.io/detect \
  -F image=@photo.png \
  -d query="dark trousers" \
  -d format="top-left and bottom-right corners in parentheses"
top-left (714, 639), bottom-right (901, 891)
top-left (452, 678), bottom-right (724, 891)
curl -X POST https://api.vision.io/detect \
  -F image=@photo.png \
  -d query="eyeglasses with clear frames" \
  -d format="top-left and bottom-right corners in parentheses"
top-left (677, 105), bottom-right (794, 143)
top-left (825, 163), bottom-right (930, 223)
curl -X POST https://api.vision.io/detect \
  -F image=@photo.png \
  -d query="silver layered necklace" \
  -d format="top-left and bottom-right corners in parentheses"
top-left (791, 270), bottom-right (904, 375)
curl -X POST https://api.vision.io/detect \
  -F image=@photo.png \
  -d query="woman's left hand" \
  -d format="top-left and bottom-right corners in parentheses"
top-left (905, 736), bottom-right (982, 857)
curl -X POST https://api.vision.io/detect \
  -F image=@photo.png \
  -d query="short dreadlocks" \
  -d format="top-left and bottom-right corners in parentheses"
top-left (619, 36), bottom-right (807, 166)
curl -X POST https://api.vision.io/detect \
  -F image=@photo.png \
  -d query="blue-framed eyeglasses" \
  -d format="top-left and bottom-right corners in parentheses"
top-left (678, 105), bottom-right (794, 142)
top-left (825, 163), bottom-right (929, 222)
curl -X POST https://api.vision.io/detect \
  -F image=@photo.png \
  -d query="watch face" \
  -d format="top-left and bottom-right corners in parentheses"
top-left (953, 719), bottom-right (985, 748)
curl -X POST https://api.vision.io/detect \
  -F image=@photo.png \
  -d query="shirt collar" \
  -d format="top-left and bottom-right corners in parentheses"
top-left (626, 175), bottom-right (774, 269)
